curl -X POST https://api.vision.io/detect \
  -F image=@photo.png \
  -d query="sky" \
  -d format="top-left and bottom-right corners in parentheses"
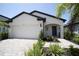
top-left (0, 3), bottom-right (70, 22)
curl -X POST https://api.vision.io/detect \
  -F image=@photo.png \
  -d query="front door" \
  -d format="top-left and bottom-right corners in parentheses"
top-left (52, 26), bottom-right (57, 37)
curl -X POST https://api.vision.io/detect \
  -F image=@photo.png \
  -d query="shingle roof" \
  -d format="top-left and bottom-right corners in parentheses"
top-left (31, 10), bottom-right (66, 22)
top-left (10, 11), bottom-right (46, 22)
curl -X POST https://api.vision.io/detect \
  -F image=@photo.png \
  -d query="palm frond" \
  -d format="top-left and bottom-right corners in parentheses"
top-left (56, 3), bottom-right (74, 17)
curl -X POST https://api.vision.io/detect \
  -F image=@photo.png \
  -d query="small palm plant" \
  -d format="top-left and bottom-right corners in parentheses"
top-left (49, 44), bottom-right (64, 56)
top-left (25, 39), bottom-right (45, 56)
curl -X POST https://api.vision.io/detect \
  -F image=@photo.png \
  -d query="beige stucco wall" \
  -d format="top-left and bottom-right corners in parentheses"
top-left (32, 12), bottom-right (64, 38)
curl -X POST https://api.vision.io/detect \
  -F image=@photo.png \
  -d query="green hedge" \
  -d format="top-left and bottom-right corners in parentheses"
top-left (64, 27), bottom-right (75, 40)
top-left (73, 34), bottom-right (79, 44)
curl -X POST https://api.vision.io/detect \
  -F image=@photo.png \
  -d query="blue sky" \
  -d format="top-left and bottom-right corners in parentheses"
top-left (0, 3), bottom-right (70, 21)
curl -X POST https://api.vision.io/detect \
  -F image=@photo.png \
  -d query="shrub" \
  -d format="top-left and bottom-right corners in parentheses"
top-left (73, 34), bottom-right (79, 44)
top-left (44, 36), bottom-right (59, 42)
top-left (49, 44), bottom-right (64, 56)
top-left (68, 45), bottom-right (79, 56)
top-left (26, 39), bottom-right (45, 56)
top-left (52, 36), bottom-right (59, 42)
top-left (46, 36), bottom-right (53, 41)
top-left (26, 43), bottom-right (42, 56)
top-left (64, 27), bottom-right (75, 40)
top-left (0, 32), bottom-right (8, 40)
top-left (37, 39), bottom-right (45, 49)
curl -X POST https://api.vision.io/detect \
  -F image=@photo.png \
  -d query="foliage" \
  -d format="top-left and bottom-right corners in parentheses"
top-left (56, 4), bottom-right (79, 18)
top-left (43, 36), bottom-right (59, 42)
top-left (49, 44), bottom-right (64, 56)
top-left (0, 21), bottom-right (8, 40)
top-left (46, 36), bottom-right (53, 41)
top-left (68, 45), bottom-right (79, 56)
top-left (0, 32), bottom-right (8, 40)
top-left (64, 28), bottom-right (79, 44)
top-left (56, 4), bottom-right (79, 33)
top-left (0, 20), bottom-right (8, 26)
top-left (26, 43), bottom-right (42, 56)
top-left (26, 42), bottom-right (79, 56)
top-left (52, 36), bottom-right (58, 42)
top-left (47, 36), bottom-right (58, 42)
top-left (73, 34), bottom-right (79, 44)
top-left (26, 39), bottom-right (45, 56)
top-left (64, 27), bottom-right (75, 40)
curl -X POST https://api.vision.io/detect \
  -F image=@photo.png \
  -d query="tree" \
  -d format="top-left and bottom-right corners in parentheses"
top-left (56, 3), bottom-right (79, 39)
top-left (56, 3), bottom-right (79, 18)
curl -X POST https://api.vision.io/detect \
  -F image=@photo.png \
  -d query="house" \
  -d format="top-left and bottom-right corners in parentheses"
top-left (8, 10), bottom-right (66, 39)
top-left (0, 15), bottom-right (10, 33)
top-left (65, 16), bottom-right (79, 34)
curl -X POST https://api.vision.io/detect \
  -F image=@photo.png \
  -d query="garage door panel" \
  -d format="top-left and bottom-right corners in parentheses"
top-left (12, 26), bottom-right (41, 39)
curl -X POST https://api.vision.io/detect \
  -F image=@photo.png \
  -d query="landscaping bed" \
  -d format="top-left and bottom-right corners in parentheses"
top-left (64, 27), bottom-right (79, 45)
top-left (25, 39), bottom-right (79, 56)
top-left (43, 47), bottom-right (79, 56)
top-left (65, 34), bottom-right (79, 45)
top-left (42, 36), bottom-right (60, 42)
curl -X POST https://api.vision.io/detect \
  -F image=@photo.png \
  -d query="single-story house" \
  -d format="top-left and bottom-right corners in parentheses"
top-left (8, 10), bottom-right (66, 39)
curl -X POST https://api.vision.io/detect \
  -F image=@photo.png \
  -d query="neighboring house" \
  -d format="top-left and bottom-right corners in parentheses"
top-left (0, 15), bottom-right (10, 33)
top-left (65, 16), bottom-right (79, 34)
top-left (8, 10), bottom-right (66, 39)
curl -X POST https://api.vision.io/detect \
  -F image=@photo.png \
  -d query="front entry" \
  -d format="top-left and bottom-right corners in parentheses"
top-left (52, 26), bottom-right (57, 37)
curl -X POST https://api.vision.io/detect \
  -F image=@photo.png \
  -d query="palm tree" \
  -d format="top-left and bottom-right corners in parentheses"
top-left (56, 3), bottom-right (79, 39)
top-left (56, 3), bottom-right (79, 18)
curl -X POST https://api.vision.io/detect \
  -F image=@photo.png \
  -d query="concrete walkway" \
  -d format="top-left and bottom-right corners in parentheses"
top-left (44, 38), bottom-right (79, 48)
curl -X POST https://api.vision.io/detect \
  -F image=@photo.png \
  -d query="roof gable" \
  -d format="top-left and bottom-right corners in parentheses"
top-left (31, 10), bottom-right (66, 22)
top-left (10, 11), bottom-right (45, 22)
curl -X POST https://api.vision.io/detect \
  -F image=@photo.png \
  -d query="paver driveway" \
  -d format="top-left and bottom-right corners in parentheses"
top-left (0, 39), bottom-right (37, 56)
top-left (0, 38), bottom-right (79, 56)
